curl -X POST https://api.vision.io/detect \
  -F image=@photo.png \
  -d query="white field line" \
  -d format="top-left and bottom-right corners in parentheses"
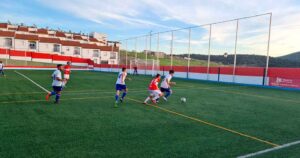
top-left (237, 140), bottom-right (300, 158)
top-left (14, 71), bottom-right (50, 93)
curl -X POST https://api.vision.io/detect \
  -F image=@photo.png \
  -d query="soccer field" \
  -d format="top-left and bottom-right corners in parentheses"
top-left (0, 70), bottom-right (299, 158)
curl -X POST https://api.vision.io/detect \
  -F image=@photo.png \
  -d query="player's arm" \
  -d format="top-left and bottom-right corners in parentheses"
top-left (55, 77), bottom-right (64, 81)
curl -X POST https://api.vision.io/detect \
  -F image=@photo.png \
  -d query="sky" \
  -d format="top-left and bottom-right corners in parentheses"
top-left (0, 0), bottom-right (300, 57)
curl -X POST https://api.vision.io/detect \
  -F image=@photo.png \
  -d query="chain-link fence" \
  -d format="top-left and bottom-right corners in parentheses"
top-left (118, 13), bottom-right (282, 86)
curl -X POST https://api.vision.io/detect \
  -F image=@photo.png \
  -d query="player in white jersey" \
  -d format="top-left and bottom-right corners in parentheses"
top-left (46, 64), bottom-right (65, 104)
top-left (114, 67), bottom-right (128, 107)
top-left (160, 70), bottom-right (175, 101)
top-left (0, 61), bottom-right (5, 77)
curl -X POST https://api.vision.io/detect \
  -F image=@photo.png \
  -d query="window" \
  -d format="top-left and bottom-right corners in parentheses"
top-left (101, 60), bottom-right (108, 64)
top-left (110, 52), bottom-right (117, 59)
top-left (93, 50), bottom-right (99, 57)
top-left (103, 52), bottom-right (108, 56)
top-left (29, 41), bottom-right (37, 50)
top-left (4, 38), bottom-right (12, 48)
top-left (74, 47), bottom-right (80, 55)
top-left (53, 44), bottom-right (60, 52)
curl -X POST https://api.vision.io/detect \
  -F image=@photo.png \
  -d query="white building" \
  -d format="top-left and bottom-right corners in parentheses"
top-left (0, 23), bottom-right (119, 64)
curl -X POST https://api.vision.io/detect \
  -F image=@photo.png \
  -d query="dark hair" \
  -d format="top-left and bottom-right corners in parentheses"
top-left (156, 74), bottom-right (161, 78)
top-left (67, 61), bottom-right (71, 65)
top-left (57, 64), bottom-right (62, 68)
top-left (122, 67), bottom-right (126, 72)
top-left (169, 70), bottom-right (175, 74)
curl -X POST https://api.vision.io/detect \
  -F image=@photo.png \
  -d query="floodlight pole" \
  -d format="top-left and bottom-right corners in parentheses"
top-left (118, 41), bottom-right (121, 70)
top-left (157, 33), bottom-right (160, 61)
top-left (125, 40), bottom-right (128, 67)
top-left (207, 24), bottom-right (212, 80)
top-left (145, 35), bottom-right (148, 75)
top-left (264, 13), bottom-right (272, 86)
top-left (170, 31), bottom-right (174, 68)
top-left (187, 28), bottom-right (191, 79)
top-left (233, 19), bottom-right (239, 83)
top-left (134, 37), bottom-right (137, 61)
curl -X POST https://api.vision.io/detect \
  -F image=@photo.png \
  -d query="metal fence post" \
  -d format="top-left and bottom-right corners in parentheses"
top-left (207, 24), bottom-right (212, 80)
top-left (170, 31), bottom-right (174, 68)
top-left (125, 40), bottom-right (128, 67)
top-left (264, 13), bottom-right (272, 86)
top-left (187, 28), bottom-right (191, 79)
top-left (233, 19), bottom-right (239, 83)
top-left (134, 37), bottom-right (137, 61)
top-left (145, 36), bottom-right (148, 75)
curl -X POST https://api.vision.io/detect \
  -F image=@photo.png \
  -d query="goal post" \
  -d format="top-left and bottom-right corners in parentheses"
top-left (129, 59), bottom-right (160, 76)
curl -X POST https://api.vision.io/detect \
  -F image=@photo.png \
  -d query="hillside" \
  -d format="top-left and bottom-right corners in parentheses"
top-left (279, 51), bottom-right (300, 62)
top-left (120, 50), bottom-right (300, 67)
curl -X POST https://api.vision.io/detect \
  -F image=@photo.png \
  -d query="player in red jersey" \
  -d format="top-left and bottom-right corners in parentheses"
top-left (64, 61), bottom-right (71, 85)
top-left (143, 74), bottom-right (163, 104)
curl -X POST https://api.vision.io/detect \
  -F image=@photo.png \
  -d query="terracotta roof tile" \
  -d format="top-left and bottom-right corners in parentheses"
top-left (39, 37), bottom-right (60, 43)
top-left (60, 40), bottom-right (81, 46)
top-left (81, 43), bottom-right (99, 49)
top-left (0, 23), bottom-right (8, 29)
top-left (55, 31), bottom-right (66, 37)
top-left (0, 30), bottom-right (15, 37)
top-left (99, 46), bottom-right (119, 52)
top-left (17, 26), bottom-right (29, 32)
top-left (15, 34), bottom-right (39, 40)
top-left (89, 37), bottom-right (99, 42)
top-left (37, 29), bottom-right (48, 34)
top-left (73, 35), bottom-right (83, 40)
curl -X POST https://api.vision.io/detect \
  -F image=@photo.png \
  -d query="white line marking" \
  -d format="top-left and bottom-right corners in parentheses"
top-left (15, 71), bottom-right (50, 93)
top-left (237, 140), bottom-right (300, 158)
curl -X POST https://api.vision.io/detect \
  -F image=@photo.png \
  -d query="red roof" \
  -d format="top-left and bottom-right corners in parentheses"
top-left (15, 34), bottom-right (39, 40)
top-left (39, 37), bottom-right (60, 43)
top-left (17, 26), bottom-right (29, 32)
top-left (55, 31), bottom-right (66, 37)
top-left (73, 35), bottom-right (83, 40)
top-left (0, 30), bottom-right (15, 37)
top-left (60, 40), bottom-right (81, 46)
top-left (0, 23), bottom-right (8, 28)
top-left (99, 46), bottom-right (119, 51)
top-left (37, 29), bottom-right (48, 34)
top-left (89, 37), bottom-right (99, 42)
top-left (8, 27), bottom-right (17, 31)
top-left (81, 43), bottom-right (99, 49)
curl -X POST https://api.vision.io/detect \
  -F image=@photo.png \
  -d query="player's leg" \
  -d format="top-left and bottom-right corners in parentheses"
top-left (46, 86), bottom-right (57, 101)
top-left (0, 69), bottom-right (4, 76)
top-left (152, 90), bottom-right (162, 102)
top-left (144, 91), bottom-right (153, 104)
top-left (64, 74), bottom-right (69, 86)
top-left (163, 89), bottom-right (172, 101)
top-left (54, 90), bottom-right (62, 104)
top-left (120, 87), bottom-right (127, 103)
top-left (115, 90), bottom-right (120, 102)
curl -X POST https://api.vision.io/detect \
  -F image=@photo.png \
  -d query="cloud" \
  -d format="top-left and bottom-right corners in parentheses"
top-left (36, 0), bottom-right (173, 29)
top-left (1, 0), bottom-right (300, 56)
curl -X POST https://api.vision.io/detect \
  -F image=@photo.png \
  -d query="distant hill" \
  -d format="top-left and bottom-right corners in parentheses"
top-left (278, 51), bottom-right (300, 62)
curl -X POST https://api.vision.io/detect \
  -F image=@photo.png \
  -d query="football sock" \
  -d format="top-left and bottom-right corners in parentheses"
top-left (55, 94), bottom-right (61, 102)
top-left (144, 97), bottom-right (150, 103)
top-left (121, 92), bottom-right (127, 99)
top-left (115, 95), bottom-right (119, 102)
top-left (50, 91), bottom-right (56, 96)
top-left (165, 92), bottom-right (171, 98)
top-left (153, 95), bottom-right (160, 101)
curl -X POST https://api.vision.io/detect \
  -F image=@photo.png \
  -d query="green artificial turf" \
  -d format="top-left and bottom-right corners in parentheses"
top-left (0, 70), bottom-right (299, 158)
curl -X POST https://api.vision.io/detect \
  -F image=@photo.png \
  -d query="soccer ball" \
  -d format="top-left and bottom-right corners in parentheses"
top-left (180, 97), bottom-right (187, 103)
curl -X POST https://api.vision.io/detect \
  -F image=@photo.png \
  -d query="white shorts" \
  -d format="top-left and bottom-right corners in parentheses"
top-left (64, 74), bottom-right (70, 80)
top-left (148, 90), bottom-right (162, 96)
